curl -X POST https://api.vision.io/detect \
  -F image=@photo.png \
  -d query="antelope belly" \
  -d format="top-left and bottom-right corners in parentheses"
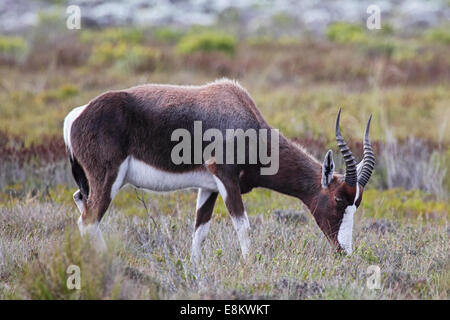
top-left (125, 156), bottom-right (218, 192)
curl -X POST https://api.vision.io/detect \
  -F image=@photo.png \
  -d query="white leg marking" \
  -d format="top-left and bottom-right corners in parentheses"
top-left (191, 189), bottom-right (214, 264)
top-left (231, 211), bottom-right (251, 258)
top-left (73, 190), bottom-right (85, 214)
top-left (110, 157), bottom-right (130, 199)
top-left (78, 216), bottom-right (107, 252)
top-left (191, 221), bottom-right (211, 264)
top-left (337, 184), bottom-right (360, 255)
top-left (196, 188), bottom-right (212, 210)
top-left (213, 176), bottom-right (227, 202)
top-left (212, 177), bottom-right (250, 258)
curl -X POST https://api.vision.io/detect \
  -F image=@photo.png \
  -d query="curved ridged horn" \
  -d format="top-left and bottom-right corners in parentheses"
top-left (358, 115), bottom-right (375, 187)
top-left (335, 109), bottom-right (357, 186)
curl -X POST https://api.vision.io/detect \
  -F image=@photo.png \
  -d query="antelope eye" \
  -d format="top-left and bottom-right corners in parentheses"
top-left (334, 197), bottom-right (346, 209)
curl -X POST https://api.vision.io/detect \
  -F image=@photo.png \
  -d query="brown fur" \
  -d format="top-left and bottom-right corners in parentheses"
top-left (67, 79), bottom-right (364, 252)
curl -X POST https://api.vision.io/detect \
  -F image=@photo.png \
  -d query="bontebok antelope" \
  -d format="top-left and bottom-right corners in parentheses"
top-left (63, 79), bottom-right (374, 260)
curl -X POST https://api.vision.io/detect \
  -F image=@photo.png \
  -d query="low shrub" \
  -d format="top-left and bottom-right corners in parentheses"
top-left (362, 38), bottom-right (397, 57)
top-left (80, 27), bottom-right (144, 44)
top-left (326, 22), bottom-right (366, 44)
top-left (153, 27), bottom-right (184, 43)
top-left (89, 42), bottom-right (161, 72)
top-left (425, 26), bottom-right (450, 45)
top-left (19, 231), bottom-right (141, 299)
top-left (0, 36), bottom-right (27, 64)
top-left (35, 84), bottom-right (79, 104)
top-left (362, 188), bottom-right (449, 221)
top-left (177, 31), bottom-right (236, 55)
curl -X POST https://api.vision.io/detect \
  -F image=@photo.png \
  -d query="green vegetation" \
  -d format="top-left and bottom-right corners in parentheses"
top-left (35, 84), bottom-right (79, 104)
top-left (326, 22), bottom-right (366, 43)
top-left (80, 27), bottom-right (160, 72)
top-left (0, 21), bottom-right (448, 300)
top-left (362, 189), bottom-right (449, 221)
top-left (153, 27), bottom-right (184, 43)
top-left (0, 36), bottom-right (27, 62)
top-left (89, 42), bottom-right (161, 72)
top-left (425, 26), bottom-right (450, 45)
top-left (80, 27), bottom-right (144, 44)
top-left (177, 31), bottom-right (237, 55)
top-left (325, 22), bottom-right (436, 61)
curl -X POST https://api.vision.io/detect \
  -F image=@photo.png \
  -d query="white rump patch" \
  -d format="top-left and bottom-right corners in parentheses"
top-left (63, 104), bottom-right (87, 158)
top-left (337, 184), bottom-right (360, 255)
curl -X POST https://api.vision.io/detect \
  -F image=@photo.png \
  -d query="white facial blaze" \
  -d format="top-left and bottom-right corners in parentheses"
top-left (337, 184), bottom-right (359, 255)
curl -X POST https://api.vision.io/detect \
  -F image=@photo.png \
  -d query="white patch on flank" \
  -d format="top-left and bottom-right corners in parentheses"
top-left (196, 188), bottom-right (212, 210)
top-left (77, 217), bottom-right (107, 252)
top-left (125, 156), bottom-right (218, 192)
top-left (110, 157), bottom-right (130, 199)
top-left (73, 190), bottom-right (85, 213)
top-left (337, 184), bottom-right (360, 255)
top-left (231, 212), bottom-right (251, 257)
top-left (63, 104), bottom-right (87, 158)
top-left (191, 220), bottom-right (211, 264)
top-left (213, 176), bottom-right (227, 202)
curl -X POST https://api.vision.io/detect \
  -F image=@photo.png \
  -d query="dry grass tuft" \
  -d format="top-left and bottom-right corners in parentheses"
top-left (0, 196), bottom-right (447, 300)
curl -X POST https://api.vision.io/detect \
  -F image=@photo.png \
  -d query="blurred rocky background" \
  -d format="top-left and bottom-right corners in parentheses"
top-left (1, 0), bottom-right (449, 35)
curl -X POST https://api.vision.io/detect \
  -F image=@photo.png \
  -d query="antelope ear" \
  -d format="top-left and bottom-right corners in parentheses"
top-left (321, 149), bottom-right (335, 188)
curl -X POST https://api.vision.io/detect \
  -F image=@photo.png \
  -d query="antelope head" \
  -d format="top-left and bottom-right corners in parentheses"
top-left (313, 109), bottom-right (375, 255)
